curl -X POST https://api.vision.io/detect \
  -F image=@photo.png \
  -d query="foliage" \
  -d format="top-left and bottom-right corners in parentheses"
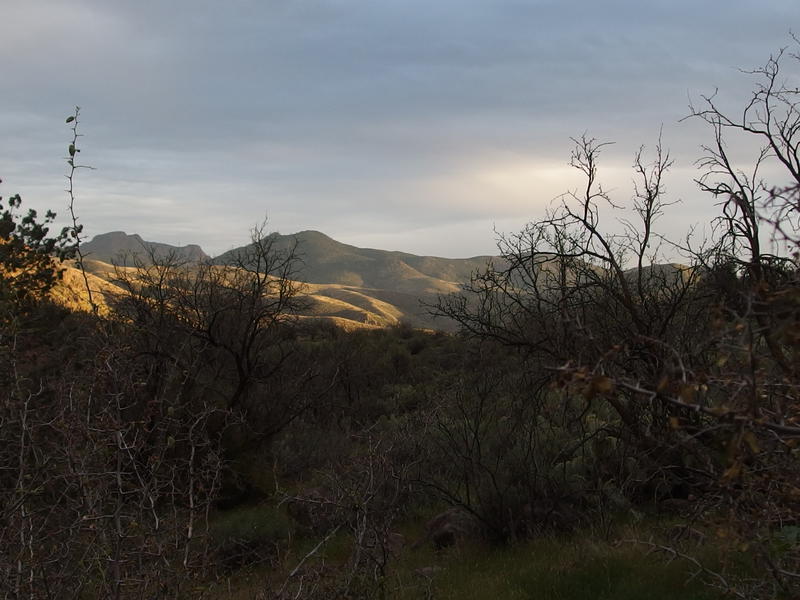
top-left (0, 182), bottom-right (74, 315)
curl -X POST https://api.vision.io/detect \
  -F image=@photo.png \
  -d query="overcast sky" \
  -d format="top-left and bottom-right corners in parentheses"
top-left (2, 1), bottom-right (798, 258)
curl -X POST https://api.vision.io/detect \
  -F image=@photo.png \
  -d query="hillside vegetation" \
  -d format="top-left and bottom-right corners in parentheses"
top-left (54, 254), bottom-right (453, 330)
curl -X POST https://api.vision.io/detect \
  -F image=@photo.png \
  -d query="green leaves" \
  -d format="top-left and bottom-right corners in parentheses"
top-left (0, 182), bottom-right (75, 315)
top-left (65, 115), bottom-right (75, 123)
top-left (68, 144), bottom-right (76, 157)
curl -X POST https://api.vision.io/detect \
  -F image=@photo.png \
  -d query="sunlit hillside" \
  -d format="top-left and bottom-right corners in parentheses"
top-left (52, 257), bottom-right (453, 330)
top-left (48, 262), bottom-right (122, 315)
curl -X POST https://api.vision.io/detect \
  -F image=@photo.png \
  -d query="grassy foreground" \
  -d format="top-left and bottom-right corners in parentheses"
top-left (206, 510), bottom-right (732, 600)
top-left (389, 537), bottom-right (724, 600)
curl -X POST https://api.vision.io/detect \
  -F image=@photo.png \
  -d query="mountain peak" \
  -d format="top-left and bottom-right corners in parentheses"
top-left (214, 229), bottom-right (494, 292)
top-left (91, 231), bottom-right (141, 242)
top-left (83, 232), bottom-right (209, 265)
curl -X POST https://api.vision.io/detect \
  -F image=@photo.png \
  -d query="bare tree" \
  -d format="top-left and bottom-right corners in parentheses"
top-left (433, 42), bottom-right (800, 597)
top-left (111, 222), bottom-right (317, 448)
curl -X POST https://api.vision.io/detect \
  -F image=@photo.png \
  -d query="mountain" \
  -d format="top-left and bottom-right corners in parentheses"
top-left (49, 262), bottom-right (122, 315)
top-left (59, 230), bottom-right (693, 332)
top-left (82, 231), bottom-right (209, 265)
top-left (67, 229), bottom-right (497, 331)
top-left (215, 230), bottom-right (494, 295)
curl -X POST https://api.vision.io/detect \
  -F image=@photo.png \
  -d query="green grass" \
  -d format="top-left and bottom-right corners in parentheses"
top-left (389, 536), bottom-right (725, 600)
top-left (202, 512), bottom-right (737, 600)
top-left (208, 503), bottom-right (291, 548)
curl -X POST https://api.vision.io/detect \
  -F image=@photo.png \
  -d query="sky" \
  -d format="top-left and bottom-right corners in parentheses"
top-left (2, 1), bottom-right (798, 258)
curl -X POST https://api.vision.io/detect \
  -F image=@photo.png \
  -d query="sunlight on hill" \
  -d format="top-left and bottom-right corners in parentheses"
top-left (51, 258), bottom-right (442, 330)
top-left (48, 263), bottom-right (122, 315)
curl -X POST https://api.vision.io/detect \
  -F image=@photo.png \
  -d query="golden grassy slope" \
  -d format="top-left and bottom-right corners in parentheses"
top-left (49, 263), bottom-right (124, 315)
top-left (52, 257), bottom-right (690, 332)
top-left (51, 259), bottom-right (439, 330)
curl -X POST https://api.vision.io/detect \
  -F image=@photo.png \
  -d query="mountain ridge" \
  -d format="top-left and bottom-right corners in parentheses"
top-left (82, 231), bottom-right (209, 265)
top-left (214, 230), bottom-right (495, 293)
top-left (77, 228), bottom-right (493, 331)
top-left (77, 229), bottom-right (689, 332)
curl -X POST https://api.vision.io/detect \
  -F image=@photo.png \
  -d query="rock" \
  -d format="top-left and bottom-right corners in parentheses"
top-left (285, 487), bottom-right (337, 534)
top-left (385, 531), bottom-right (406, 556)
top-left (668, 524), bottom-right (706, 546)
top-left (660, 498), bottom-right (691, 514)
top-left (416, 507), bottom-right (481, 549)
top-left (413, 566), bottom-right (443, 578)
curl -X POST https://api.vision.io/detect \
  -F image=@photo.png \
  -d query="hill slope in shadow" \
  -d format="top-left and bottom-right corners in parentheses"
top-left (215, 230), bottom-right (494, 296)
top-left (83, 231), bottom-right (209, 265)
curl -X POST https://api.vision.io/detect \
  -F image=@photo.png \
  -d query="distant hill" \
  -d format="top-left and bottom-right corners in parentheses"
top-left (49, 262), bottom-right (124, 315)
top-left (301, 281), bottom-right (451, 330)
top-left (55, 257), bottom-right (455, 330)
top-left (70, 229), bottom-right (497, 331)
top-left (82, 231), bottom-right (209, 265)
top-left (215, 230), bottom-right (494, 295)
top-left (58, 230), bottom-right (692, 332)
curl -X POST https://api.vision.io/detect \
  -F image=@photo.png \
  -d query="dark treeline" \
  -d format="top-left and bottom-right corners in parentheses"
top-left (1, 47), bottom-right (800, 599)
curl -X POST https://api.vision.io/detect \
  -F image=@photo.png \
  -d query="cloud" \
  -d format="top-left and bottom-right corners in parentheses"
top-left (2, 0), bottom-right (798, 257)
